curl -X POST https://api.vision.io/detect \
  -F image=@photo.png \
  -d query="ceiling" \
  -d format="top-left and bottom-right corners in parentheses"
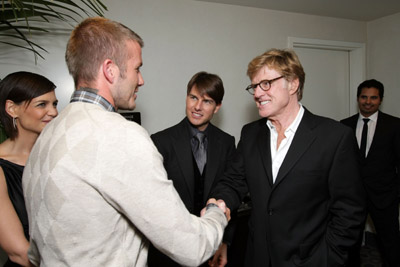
top-left (195, 0), bottom-right (400, 21)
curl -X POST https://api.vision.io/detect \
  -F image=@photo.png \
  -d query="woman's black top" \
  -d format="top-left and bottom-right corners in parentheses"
top-left (0, 158), bottom-right (28, 267)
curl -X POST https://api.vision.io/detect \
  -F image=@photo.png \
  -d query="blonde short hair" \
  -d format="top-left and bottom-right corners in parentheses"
top-left (247, 49), bottom-right (305, 100)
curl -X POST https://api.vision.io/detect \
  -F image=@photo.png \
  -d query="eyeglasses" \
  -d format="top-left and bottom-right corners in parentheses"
top-left (245, 76), bottom-right (284, 95)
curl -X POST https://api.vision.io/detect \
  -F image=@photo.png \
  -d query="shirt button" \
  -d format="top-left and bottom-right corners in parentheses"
top-left (268, 208), bottom-right (273, 215)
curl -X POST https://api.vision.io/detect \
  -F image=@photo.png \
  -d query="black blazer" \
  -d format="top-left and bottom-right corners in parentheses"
top-left (341, 111), bottom-right (400, 209)
top-left (213, 109), bottom-right (366, 267)
top-left (148, 118), bottom-right (236, 267)
top-left (151, 118), bottom-right (236, 211)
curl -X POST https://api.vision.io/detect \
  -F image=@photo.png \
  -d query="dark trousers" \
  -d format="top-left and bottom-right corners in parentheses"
top-left (368, 198), bottom-right (400, 267)
top-left (348, 198), bottom-right (400, 267)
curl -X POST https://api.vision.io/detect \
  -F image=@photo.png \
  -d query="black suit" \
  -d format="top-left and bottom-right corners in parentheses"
top-left (341, 111), bottom-right (400, 267)
top-left (148, 118), bottom-right (236, 266)
top-left (213, 108), bottom-right (366, 267)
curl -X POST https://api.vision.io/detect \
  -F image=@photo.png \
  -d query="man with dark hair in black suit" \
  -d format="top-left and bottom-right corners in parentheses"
top-left (148, 71), bottom-right (236, 267)
top-left (341, 79), bottom-right (400, 267)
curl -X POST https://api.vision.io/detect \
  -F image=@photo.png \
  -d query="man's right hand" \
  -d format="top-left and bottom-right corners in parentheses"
top-left (201, 198), bottom-right (231, 221)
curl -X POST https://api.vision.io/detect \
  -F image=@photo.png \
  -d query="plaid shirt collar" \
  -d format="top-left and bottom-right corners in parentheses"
top-left (70, 88), bottom-right (115, 112)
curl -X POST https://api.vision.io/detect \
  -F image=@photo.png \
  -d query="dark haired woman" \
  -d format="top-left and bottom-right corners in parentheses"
top-left (0, 72), bottom-right (58, 266)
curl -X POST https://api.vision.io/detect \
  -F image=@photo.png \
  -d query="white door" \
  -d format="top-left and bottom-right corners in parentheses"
top-left (288, 37), bottom-right (366, 121)
top-left (294, 47), bottom-right (350, 121)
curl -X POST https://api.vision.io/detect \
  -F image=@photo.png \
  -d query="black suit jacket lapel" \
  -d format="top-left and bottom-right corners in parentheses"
top-left (203, 124), bottom-right (221, 199)
top-left (172, 120), bottom-right (195, 202)
top-left (368, 111), bottom-right (385, 156)
top-left (257, 120), bottom-right (273, 186)
top-left (274, 109), bottom-right (317, 187)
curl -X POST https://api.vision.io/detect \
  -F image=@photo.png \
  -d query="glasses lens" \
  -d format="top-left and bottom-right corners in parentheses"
top-left (246, 85), bottom-right (254, 94)
top-left (259, 80), bottom-right (270, 91)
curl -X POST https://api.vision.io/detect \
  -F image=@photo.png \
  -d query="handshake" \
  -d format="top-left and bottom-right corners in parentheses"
top-left (201, 198), bottom-right (231, 221)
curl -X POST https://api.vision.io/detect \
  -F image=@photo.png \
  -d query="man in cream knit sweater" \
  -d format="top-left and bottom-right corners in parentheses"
top-left (22, 17), bottom-right (229, 267)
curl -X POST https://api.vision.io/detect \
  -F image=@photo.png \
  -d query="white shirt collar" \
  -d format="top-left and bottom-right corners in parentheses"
top-left (358, 110), bottom-right (378, 123)
top-left (266, 103), bottom-right (304, 134)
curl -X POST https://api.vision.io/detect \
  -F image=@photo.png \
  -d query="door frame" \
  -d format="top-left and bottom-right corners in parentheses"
top-left (287, 37), bottom-right (366, 116)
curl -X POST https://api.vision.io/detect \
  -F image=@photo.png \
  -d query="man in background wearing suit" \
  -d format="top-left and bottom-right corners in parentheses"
top-left (148, 72), bottom-right (236, 267)
top-left (341, 79), bottom-right (400, 267)
top-left (211, 48), bottom-right (366, 266)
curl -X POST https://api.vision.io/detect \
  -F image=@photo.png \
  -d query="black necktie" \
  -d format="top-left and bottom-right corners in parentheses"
top-left (360, 118), bottom-right (370, 158)
top-left (193, 132), bottom-right (207, 174)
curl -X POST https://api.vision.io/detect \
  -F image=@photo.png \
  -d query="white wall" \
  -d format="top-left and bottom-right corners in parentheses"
top-left (367, 12), bottom-right (400, 117)
top-left (2, 1), bottom-right (400, 264)
top-left (0, 0), bottom-right (367, 141)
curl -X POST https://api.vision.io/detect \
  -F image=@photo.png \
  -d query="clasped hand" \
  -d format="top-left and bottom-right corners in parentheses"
top-left (200, 198), bottom-right (231, 221)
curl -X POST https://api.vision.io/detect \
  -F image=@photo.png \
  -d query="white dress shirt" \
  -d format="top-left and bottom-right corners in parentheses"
top-left (267, 104), bottom-right (304, 183)
top-left (356, 111), bottom-right (378, 157)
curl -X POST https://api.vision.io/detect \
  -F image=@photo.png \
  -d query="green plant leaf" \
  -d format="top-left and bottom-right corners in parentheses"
top-left (0, 0), bottom-right (108, 62)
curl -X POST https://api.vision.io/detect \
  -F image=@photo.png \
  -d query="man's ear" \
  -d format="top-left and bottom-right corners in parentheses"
top-left (288, 78), bottom-right (300, 96)
top-left (214, 103), bottom-right (222, 114)
top-left (5, 99), bottom-right (18, 118)
top-left (102, 59), bottom-right (119, 84)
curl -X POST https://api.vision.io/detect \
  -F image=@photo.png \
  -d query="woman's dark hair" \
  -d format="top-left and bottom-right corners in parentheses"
top-left (0, 71), bottom-right (56, 140)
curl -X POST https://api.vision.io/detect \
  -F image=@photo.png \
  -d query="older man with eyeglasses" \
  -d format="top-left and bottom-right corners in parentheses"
top-left (210, 48), bottom-right (366, 267)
